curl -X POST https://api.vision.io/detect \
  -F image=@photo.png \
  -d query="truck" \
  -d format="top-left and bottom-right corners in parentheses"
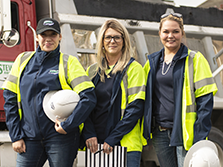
top-left (0, 0), bottom-right (223, 166)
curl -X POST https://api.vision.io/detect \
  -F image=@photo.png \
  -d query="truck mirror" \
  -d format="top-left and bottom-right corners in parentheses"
top-left (2, 28), bottom-right (19, 47)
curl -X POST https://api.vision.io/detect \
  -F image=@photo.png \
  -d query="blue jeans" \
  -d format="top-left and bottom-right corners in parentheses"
top-left (152, 127), bottom-right (187, 167)
top-left (16, 133), bottom-right (79, 167)
top-left (127, 151), bottom-right (141, 167)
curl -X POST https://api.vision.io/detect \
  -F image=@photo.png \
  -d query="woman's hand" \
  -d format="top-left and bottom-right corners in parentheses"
top-left (103, 142), bottom-right (113, 154)
top-left (86, 137), bottom-right (98, 153)
top-left (55, 119), bottom-right (67, 134)
top-left (12, 139), bottom-right (26, 154)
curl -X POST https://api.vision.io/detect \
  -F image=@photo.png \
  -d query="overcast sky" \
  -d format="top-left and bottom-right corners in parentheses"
top-left (174, 0), bottom-right (207, 7)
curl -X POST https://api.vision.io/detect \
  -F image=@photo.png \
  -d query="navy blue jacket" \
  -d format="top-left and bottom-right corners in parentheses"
top-left (3, 45), bottom-right (96, 142)
top-left (144, 44), bottom-right (213, 146)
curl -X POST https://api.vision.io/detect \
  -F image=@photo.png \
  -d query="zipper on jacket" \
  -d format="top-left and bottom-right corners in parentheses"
top-left (33, 70), bottom-right (45, 140)
top-left (33, 52), bottom-right (52, 140)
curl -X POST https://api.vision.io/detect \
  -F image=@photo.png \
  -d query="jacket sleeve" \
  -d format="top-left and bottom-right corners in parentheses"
top-left (192, 51), bottom-right (217, 143)
top-left (80, 65), bottom-right (98, 141)
top-left (193, 92), bottom-right (213, 143)
top-left (104, 99), bottom-right (144, 147)
top-left (81, 112), bottom-right (97, 140)
top-left (61, 87), bottom-right (97, 133)
top-left (61, 55), bottom-right (97, 133)
top-left (3, 89), bottom-right (25, 142)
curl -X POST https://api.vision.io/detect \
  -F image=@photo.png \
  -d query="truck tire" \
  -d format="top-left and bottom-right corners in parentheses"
top-left (208, 126), bottom-right (223, 150)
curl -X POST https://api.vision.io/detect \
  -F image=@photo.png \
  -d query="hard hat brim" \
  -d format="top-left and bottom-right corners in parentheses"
top-left (215, 143), bottom-right (223, 167)
top-left (184, 140), bottom-right (223, 167)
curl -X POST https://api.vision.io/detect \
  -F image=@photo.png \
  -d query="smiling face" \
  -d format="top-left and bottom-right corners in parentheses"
top-left (159, 20), bottom-right (183, 52)
top-left (36, 30), bottom-right (62, 52)
top-left (103, 28), bottom-right (123, 58)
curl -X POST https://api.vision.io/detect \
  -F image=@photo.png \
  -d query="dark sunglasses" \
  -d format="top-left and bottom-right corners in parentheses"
top-left (161, 13), bottom-right (182, 19)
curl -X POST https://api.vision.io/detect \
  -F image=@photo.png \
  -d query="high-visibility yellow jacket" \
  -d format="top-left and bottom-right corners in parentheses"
top-left (2, 48), bottom-right (96, 142)
top-left (143, 45), bottom-right (218, 150)
top-left (84, 57), bottom-right (147, 152)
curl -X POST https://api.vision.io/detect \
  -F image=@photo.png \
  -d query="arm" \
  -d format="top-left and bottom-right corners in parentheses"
top-left (59, 56), bottom-right (97, 133)
top-left (105, 99), bottom-right (144, 147)
top-left (3, 89), bottom-right (26, 153)
top-left (193, 93), bottom-right (213, 143)
top-left (82, 115), bottom-right (97, 140)
top-left (192, 51), bottom-right (218, 143)
top-left (82, 64), bottom-right (99, 153)
top-left (3, 89), bottom-right (25, 142)
top-left (81, 109), bottom-right (99, 153)
top-left (61, 87), bottom-right (97, 133)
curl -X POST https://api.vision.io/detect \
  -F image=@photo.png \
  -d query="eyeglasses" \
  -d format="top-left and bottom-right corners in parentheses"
top-left (103, 35), bottom-right (123, 43)
top-left (161, 13), bottom-right (182, 19)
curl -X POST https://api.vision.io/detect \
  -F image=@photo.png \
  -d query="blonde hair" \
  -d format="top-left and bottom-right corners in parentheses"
top-left (96, 19), bottom-right (133, 82)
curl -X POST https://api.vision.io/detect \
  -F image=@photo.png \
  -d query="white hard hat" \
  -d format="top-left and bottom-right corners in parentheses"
top-left (43, 90), bottom-right (80, 122)
top-left (184, 140), bottom-right (223, 167)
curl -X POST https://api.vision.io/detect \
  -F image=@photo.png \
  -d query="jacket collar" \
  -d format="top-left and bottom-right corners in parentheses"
top-left (149, 43), bottom-right (188, 62)
top-left (35, 45), bottom-right (60, 63)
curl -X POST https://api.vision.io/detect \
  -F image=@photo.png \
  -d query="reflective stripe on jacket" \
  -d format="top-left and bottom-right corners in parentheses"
top-left (87, 58), bottom-right (147, 152)
top-left (182, 50), bottom-right (217, 150)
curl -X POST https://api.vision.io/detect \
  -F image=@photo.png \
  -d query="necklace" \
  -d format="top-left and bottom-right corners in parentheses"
top-left (162, 61), bottom-right (172, 75)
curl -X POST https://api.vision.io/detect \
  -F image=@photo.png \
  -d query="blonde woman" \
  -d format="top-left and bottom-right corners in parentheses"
top-left (82, 19), bottom-right (146, 167)
top-left (143, 13), bottom-right (218, 167)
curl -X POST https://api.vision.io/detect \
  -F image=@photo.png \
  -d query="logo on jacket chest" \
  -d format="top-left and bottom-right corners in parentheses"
top-left (48, 70), bottom-right (59, 75)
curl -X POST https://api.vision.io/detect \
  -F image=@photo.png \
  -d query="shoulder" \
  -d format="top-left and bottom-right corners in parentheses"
top-left (126, 60), bottom-right (144, 77)
top-left (147, 50), bottom-right (162, 60)
top-left (62, 53), bottom-right (79, 62)
top-left (18, 51), bottom-right (34, 58)
top-left (126, 60), bottom-right (143, 73)
top-left (88, 63), bottom-right (98, 70)
top-left (188, 49), bottom-right (207, 62)
top-left (14, 51), bottom-right (35, 64)
top-left (129, 60), bottom-right (142, 68)
top-left (62, 53), bottom-right (84, 69)
top-left (87, 63), bottom-right (98, 72)
top-left (86, 63), bottom-right (98, 78)
top-left (144, 50), bottom-right (162, 67)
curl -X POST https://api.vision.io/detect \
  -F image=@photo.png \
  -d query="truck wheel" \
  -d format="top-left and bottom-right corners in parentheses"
top-left (208, 126), bottom-right (223, 150)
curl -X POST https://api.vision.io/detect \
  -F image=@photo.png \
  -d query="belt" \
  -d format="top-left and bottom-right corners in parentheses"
top-left (159, 126), bottom-right (172, 131)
